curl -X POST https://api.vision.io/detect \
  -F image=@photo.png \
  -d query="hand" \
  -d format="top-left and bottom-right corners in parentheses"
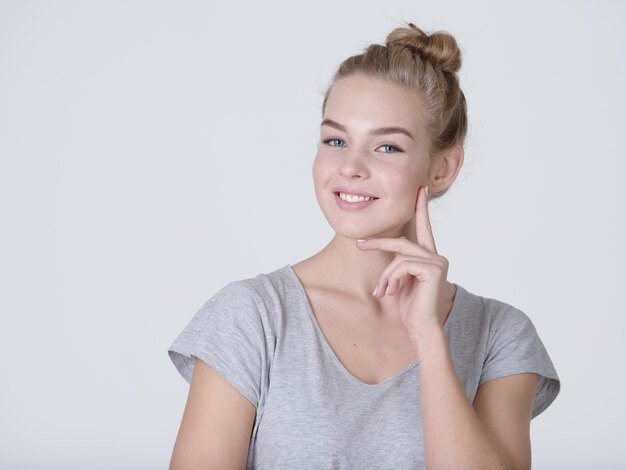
top-left (356, 186), bottom-right (450, 337)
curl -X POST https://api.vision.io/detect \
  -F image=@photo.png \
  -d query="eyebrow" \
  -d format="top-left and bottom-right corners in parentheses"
top-left (320, 118), bottom-right (415, 141)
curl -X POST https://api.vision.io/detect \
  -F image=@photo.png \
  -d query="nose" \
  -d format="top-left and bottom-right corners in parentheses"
top-left (339, 146), bottom-right (370, 179)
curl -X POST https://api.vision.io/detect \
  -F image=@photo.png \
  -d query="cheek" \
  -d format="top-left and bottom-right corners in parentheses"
top-left (312, 153), bottom-right (330, 188)
top-left (386, 167), bottom-right (420, 198)
top-left (382, 164), bottom-right (424, 216)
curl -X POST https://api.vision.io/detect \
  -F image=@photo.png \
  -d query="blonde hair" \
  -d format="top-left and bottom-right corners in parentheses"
top-left (322, 23), bottom-right (467, 197)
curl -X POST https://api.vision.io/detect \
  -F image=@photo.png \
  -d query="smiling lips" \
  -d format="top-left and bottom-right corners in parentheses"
top-left (338, 192), bottom-right (375, 202)
top-left (333, 189), bottom-right (379, 210)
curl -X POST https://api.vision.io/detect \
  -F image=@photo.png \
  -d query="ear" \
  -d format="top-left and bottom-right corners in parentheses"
top-left (427, 144), bottom-right (464, 195)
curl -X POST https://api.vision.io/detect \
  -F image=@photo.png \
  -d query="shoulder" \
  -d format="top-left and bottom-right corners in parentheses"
top-left (168, 268), bottom-right (296, 406)
top-left (453, 285), bottom-right (560, 417)
top-left (206, 264), bottom-right (295, 308)
top-left (193, 265), bottom-right (299, 334)
top-left (451, 284), bottom-right (536, 336)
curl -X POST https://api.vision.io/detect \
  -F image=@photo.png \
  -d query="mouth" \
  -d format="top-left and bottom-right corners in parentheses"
top-left (334, 191), bottom-right (379, 203)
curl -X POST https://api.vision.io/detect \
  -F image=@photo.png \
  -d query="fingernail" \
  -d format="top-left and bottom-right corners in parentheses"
top-left (385, 286), bottom-right (392, 295)
top-left (425, 186), bottom-right (429, 197)
top-left (372, 286), bottom-right (378, 296)
top-left (357, 239), bottom-right (365, 243)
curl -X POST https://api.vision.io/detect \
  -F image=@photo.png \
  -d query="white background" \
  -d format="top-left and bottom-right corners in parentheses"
top-left (1, 1), bottom-right (625, 469)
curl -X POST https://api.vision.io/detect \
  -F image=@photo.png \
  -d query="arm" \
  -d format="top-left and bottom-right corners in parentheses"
top-left (170, 357), bottom-right (256, 470)
top-left (413, 326), bottom-right (536, 470)
top-left (473, 372), bottom-right (537, 470)
top-left (360, 185), bottom-right (538, 469)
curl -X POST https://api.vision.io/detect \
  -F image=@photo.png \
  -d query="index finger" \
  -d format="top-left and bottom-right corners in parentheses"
top-left (416, 186), bottom-right (437, 253)
top-left (356, 236), bottom-right (432, 257)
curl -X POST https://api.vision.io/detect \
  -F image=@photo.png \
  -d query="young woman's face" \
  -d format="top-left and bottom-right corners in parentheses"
top-left (313, 73), bottom-right (432, 240)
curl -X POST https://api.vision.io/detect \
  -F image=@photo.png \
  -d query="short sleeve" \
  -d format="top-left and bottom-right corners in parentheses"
top-left (479, 305), bottom-right (560, 418)
top-left (168, 280), bottom-right (269, 408)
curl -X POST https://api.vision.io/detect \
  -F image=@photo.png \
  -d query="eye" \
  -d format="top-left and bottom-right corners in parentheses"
top-left (322, 138), bottom-right (347, 148)
top-left (377, 144), bottom-right (403, 153)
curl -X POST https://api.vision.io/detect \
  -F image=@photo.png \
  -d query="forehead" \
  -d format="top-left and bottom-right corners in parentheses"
top-left (324, 74), bottom-right (426, 132)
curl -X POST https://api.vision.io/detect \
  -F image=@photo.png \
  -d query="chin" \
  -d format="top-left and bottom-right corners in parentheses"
top-left (328, 220), bottom-right (403, 241)
top-left (319, 201), bottom-right (412, 240)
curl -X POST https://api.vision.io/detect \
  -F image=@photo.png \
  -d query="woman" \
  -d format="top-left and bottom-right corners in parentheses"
top-left (168, 23), bottom-right (560, 469)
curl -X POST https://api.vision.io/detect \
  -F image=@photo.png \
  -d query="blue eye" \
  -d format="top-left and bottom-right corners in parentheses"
top-left (377, 144), bottom-right (402, 153)
top-left (323, 138), bottom-right (346, 147)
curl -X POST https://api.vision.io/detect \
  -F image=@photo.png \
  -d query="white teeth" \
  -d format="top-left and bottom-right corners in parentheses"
top-left (338, 192), bottom-right (374, 203)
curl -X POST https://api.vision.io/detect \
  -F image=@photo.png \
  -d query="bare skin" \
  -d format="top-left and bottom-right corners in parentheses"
top-left (170, 359), bottom-right (255, 470)
top-left (291, 245), bottom-right (457, 385)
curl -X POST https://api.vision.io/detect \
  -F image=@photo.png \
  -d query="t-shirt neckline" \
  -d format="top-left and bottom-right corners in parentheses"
top-left (283, 264), bottom-right (463, 388)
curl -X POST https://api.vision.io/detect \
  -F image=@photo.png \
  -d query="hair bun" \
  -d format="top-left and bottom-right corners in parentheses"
top-left (386, 23), bottom-right (462, 74)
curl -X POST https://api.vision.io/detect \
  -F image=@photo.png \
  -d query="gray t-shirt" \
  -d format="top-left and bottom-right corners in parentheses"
top-left (169, 264), bottom-right (560, 469)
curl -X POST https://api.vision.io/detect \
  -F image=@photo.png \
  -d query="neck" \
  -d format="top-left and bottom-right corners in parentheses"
top-left (309, 219), bottom-right (418, 300)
